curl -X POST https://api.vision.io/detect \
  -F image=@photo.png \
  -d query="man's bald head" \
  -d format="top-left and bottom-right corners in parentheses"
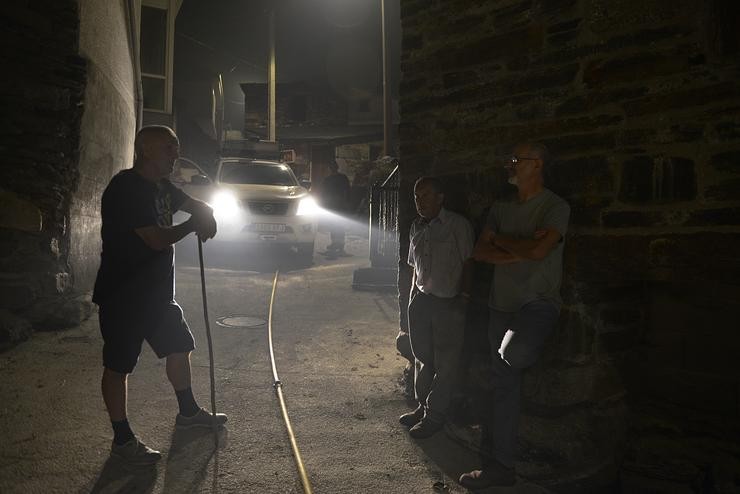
top-left (134, 125), bottom-right (177, 162)
top-left (515, 141), bottom-right (549, 167)
top-left (133, 125), bottom-right (179, 180)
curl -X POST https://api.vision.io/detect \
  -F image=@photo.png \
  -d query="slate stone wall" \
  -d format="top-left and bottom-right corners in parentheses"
top-left (1, 0), bottom-right (136, 346)
top-left (398, 0), bottom-right (740, 490)
top-left (0, 2), bottom-right (88, 345)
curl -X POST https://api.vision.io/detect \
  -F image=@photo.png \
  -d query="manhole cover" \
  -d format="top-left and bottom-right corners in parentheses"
top-left (215, 315), bottom-right (266, 329)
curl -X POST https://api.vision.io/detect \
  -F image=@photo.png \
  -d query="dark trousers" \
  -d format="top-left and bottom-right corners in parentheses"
top-left (328, 223), bottom-right (345, 251)
top-left (408, 290), bottom-right (466, 422)
top-left (488, 299), bottom-right (559, 467)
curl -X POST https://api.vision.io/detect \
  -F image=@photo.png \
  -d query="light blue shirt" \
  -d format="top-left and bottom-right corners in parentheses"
top-left (408, 208), bottom-right (474, 298)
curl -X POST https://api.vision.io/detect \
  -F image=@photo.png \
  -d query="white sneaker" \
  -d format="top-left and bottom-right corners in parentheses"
top-left (110, 437), bottom-right (162, 465)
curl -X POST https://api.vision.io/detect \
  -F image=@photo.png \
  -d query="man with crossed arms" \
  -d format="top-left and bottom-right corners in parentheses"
top-left (459, 142), bottom-right (570, 489)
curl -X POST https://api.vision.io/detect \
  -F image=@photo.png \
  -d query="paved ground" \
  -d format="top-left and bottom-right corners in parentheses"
top-left (0, 232), bottom-right (551, 494)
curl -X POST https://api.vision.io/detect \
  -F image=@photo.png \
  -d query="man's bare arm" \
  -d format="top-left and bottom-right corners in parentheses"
top-left (179, 197), bottom-right (212, 217)
top-left (472, 226), bottom-right (522, 265)
top-left (493, 228), bottom-right (562, 260)
top-left (135, 220), bottom-right (196, 251)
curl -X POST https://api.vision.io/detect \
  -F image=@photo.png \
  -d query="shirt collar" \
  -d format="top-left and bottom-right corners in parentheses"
top-left (421, 207), bottom-right (448, 225)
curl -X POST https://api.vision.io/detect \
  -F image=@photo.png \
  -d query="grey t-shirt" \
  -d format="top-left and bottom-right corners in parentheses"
top-left (487, 188), bottom-right (570, 312)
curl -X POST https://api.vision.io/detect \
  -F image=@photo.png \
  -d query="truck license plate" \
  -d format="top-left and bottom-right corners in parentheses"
top-left (252, 223), bottom-right (286, 233)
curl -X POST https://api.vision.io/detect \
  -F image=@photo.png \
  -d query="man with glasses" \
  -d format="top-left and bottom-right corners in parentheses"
top-left (459, 142), bottom-right (570, 489)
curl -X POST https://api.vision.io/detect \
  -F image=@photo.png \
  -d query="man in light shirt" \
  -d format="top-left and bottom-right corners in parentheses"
top-left (459, 142), bottom-right (570, 489)
top-left (400, 176), bottom-right (474, 439)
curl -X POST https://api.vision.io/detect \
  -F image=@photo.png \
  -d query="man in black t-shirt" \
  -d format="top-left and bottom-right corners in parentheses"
top-left (93, 125), bottom-right (226, 465)
top-left (319, 161), bottom-right (351, 256)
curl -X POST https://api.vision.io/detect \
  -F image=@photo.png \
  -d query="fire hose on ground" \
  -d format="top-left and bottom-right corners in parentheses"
top-left (196, 238), bottom-right (314, 493)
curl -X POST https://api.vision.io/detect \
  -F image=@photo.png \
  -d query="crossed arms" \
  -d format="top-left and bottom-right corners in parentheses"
top-left (471, 225), bottom-right (562, 265)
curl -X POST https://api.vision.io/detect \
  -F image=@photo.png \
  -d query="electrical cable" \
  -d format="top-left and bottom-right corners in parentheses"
top-left (197, 238), bottom-right (219, 446)
top-left (267, 270), bottom-right (314, 494)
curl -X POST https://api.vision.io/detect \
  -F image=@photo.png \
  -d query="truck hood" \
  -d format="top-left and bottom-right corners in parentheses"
top-left (216, 183), bottom-right (309, 201)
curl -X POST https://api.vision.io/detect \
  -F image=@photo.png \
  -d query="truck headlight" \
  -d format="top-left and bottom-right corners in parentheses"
top-left (211, 190), bottom-right (240, 219)
top-left (296, 197), bottom-right (320, 216)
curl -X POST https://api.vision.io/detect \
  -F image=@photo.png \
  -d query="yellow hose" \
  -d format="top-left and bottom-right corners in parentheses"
top-left (268, 270), bottom-right (314, 494)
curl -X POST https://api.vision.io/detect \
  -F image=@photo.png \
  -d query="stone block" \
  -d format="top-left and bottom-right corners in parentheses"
top-left (709, 150), bottom-right (740, 173)
top-left (619, 156), bottom-right (696, 203)
top-left (401, 33), bottom-right (423, 51)
top-left (602, 210), bottom-right (660, 228)
top-left (568, 206), bottom-right (606, 227)
top-left (26, 294), bottom-right (93, 330)
top-left (0, 191), bottom-right (43, 232)
top-left (0, 309), bottom-right (32, 347)
top-left (548, 29), bottom-right (579, 47)
top-left (622, 82), bottom-right (740, 117)
top-left (583, 48), bottom-right (696, 89)
top-left (432, 25), bottom-right (544, 71)
top-left (442, 70), bottom-right (479, 90)
top-left (518, 400), bottom-right (627, 468)
top-left (600, 306), bottom-right (642, 326)
top-left (602, 207), bottom-right (740, 228)
top-left (542, 131), bottom-right (616, 157)
top-left (648, 281), bottom-right (740, 374)
top-left (646, 233), bottom-right (740, 284)
top-left (685, 207), bottom-right (740, 226)
top-left (548, 155), bottom-right (615, 200)
top-left (0, 279), bottom-right (37, 311)
top-left (605, 21), bottom-right (693, 46)
top-left (598, 325), bottom-right (641, 354)
top-left (642, 367), bottom-right (737, 415)
top-left (704, 178), bottom-right (740, 201)
top-left (399, 77), bottom-right (427, 94)
top-left (643, 329), bottom-right (684, 368)
top-left (547, 18), bottom-right (582, 34)
top-left (550, 306), bottom-right (596, 362)
top-left (565, 234), bottom-right (652, 282)
top-left (524, 360), bottom-right (626, 409)
top-left (713, 120), bottom-right (740, 141)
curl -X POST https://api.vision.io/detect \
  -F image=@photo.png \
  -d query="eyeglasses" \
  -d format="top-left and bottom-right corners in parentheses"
top-left (504, 156), bottom-right (539, 169)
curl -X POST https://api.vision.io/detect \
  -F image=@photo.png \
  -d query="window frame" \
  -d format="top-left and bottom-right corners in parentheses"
top-left (140, 0), bottom-right (177, 114)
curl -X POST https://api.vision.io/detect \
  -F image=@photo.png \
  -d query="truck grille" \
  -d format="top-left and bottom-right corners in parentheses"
top-left (244, 200), bottom-right (291, 215)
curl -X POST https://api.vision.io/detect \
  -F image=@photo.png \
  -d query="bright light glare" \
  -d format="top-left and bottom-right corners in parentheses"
top-left (296, 196), bottom-right (320, 216)
top-left (211, 190), bottom-right (240, 219)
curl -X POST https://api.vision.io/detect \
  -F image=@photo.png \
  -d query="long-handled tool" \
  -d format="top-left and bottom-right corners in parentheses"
top-left (197, 237), bottom-right (219, 446)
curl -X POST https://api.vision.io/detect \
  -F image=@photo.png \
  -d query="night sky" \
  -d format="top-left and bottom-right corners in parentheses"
top-left (175, 0), bottom-right (401, 130)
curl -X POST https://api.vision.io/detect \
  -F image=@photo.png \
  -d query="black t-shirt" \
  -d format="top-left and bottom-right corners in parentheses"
top-left (92, 169), bottom-right (188, 307)
top-left (320, 172), bottom-right (350, 211)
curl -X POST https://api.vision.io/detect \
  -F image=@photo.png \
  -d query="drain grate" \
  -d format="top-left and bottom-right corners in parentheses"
top-left (215, 314), bottom-right (267, 329)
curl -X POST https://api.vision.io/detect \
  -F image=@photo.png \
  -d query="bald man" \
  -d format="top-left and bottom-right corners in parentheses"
top-left (93, 125), bottom-right (225, 465)
top-left (459, 142), bottom-right (570, 489)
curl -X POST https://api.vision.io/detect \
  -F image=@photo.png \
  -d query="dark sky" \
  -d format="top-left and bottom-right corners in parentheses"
top-left (175, 0), bottom-right (401, 129)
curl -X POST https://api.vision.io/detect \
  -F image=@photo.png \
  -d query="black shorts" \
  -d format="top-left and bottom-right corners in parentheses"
top-left (99, 300), bottom-right (196, 374)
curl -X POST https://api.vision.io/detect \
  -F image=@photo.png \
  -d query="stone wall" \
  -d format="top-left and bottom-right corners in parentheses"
top-left (0, 1), bottom-right (137, 346)
top-left (398, 0), bottom-right (740, 491)
top-left (0, 1), bottom-right (88, 344)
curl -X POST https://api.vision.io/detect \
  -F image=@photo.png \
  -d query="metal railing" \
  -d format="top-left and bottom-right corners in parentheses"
top-left (368, 161), bottom-right (399, 268)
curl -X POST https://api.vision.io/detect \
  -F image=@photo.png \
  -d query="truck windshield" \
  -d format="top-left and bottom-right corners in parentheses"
top-left (220, 163), bottom-right (298, 186)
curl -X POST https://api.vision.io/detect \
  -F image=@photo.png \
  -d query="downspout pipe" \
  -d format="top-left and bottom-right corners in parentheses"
top-left (126, 0), bottom-right (143, 131)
